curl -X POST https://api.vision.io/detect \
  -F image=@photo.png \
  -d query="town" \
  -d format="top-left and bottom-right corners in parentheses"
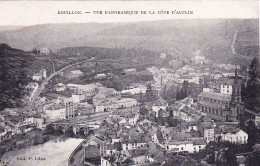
top-left (0, 43), bottom-right (259, 166)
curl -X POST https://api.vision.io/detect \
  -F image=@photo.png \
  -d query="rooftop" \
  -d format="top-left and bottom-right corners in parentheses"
top-left (198, 91), bottom-right (231, 102)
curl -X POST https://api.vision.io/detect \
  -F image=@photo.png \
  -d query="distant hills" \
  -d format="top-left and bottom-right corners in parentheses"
top-left (0, 19), bottom-right (258, 63)
top-left (0, 25), bottom-right (24, 32)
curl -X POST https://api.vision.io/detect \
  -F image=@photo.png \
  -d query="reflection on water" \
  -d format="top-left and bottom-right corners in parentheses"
top-left (1, 138), bottom-right (83, 166)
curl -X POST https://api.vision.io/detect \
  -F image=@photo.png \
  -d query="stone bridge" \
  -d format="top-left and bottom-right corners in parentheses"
top-left (48, 122), bottom-right (98, 135)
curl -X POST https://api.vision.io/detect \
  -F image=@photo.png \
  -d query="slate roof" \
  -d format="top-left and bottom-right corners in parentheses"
top-left (153, 98), bottom-right (168, 106)
top-left (156, 131), bottom-right (164, 144)
top-left (198, 91), bottom-right (231, 102)
top-left (193, 138), bottom-right (206, 145)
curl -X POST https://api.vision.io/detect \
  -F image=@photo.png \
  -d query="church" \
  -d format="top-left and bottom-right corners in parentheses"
top-left (197, 66), bottom-right (244, 122)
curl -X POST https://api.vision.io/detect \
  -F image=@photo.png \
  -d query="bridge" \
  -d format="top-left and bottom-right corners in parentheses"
top-left (48, 122), bottom-right (100, 135)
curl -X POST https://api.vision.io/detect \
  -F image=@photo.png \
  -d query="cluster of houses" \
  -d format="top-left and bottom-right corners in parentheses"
top-left (0, 108), bottom-right (47, 142)
top-left (82, 93), bottom-right (249, 166)
top-left (41, 82), bottom-right (138, 122)
top-left (32, 68), bottom-right (47, 82)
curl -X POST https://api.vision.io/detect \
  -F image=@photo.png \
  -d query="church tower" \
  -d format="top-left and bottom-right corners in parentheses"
top-left (230, 65), bottom-right (244, 121)
top-left (231, 65), bottom-right (242, 103)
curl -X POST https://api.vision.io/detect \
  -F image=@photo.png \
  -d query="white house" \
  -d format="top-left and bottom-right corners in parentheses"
top-left (221, 129), bottom-right (248, 144)
top-left (101, 157), bottom-right (113, 166)
top-left (55, 83), bottom-right (66, 92)
top-left (166, 141), bottom-right (194, 153)
top-left (95, 73), bottom-right (106, 79)
top-left (34, 118), bottom-right (47, 130)
top-left (32, 73), bottom-right (42, 81)
top-left (199, 122), bottom-right (215, 144)
top-left (166, 139), bottom-right (206, 154)
top-left (44, 107), bottom-right (66, 122)
top-left (39, 48), bottom-right (50, 55)
top-left (40, 68), bottom-right (47, 78)
top-left (121, 141), bottom-right (147, 151)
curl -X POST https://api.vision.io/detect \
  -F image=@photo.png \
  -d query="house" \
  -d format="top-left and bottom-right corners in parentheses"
top-left (101, 156), bottom-right (115, 166)
top-left (68, 83), bottom-right (98, 100)
top-left (151, 131), bottom-right (164, 145)
top-left (166, 138), bottom-right (206, 154)
top-left (160, 126), bottom-right (174, 141)
top-left (166, 140), bottom-right (194, 153)
top-left (121, 68), bottom-right (137, 75)
top-left (93, 88), bottom-right (121, 106)
top-left (32, 73), bottom-right (42, 81)
top-left (33, 117), bottom-right (47, 130)
top-left (0, 127), bottom-right (7, 142)
top-left (220, 79), bottom-right (233, 95)
top-left (77, 102), bottom-right (93, 115)
top-left (65, 70), bottom-right (83, 79)
top-left (44, 104), bottom-right (66, 122)
top-left (128, 149), bottom-right (149, 165)
top-left (192, 138), bottom-right (207, 153)
top-left (32, 68), bottom-right (47, 81)
top-left (95, 73), bottom-right (106, 79)
top-left (152, 98), bottom-right (168, 117)
top-left (39, 48), bottom-right (50, 55)
top-left (221, 128), bottom-right (248, 144)
top-left (40, 68), bottom-right (47, 78)
top-left (198, 122), bottom-right (215, 143)
top-left (121, 135), bottom-right (147, 151)
top-left (54, 83), bottom-right (66, 92)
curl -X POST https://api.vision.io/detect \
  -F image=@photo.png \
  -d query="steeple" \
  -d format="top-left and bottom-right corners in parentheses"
top-left (234, 63), bottom-right (238, 84)
top-left (231, 62), bottom-right (241, 104)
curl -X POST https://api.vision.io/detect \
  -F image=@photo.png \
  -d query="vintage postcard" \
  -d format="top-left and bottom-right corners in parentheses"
top-left (0, 1), bottom-right (259, 166)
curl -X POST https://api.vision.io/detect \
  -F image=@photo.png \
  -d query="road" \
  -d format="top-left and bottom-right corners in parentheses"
top-left (231, 30), bottom-right (254, 60)
top-left (30, 57), bottom-right (95, 110)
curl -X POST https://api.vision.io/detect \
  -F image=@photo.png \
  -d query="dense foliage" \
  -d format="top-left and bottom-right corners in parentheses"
top-left (0, 43), bottom-right (33, 110)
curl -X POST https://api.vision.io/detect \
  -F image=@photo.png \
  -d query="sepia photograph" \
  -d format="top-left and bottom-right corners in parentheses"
top-left (0, 1), bottom-right (259, 166)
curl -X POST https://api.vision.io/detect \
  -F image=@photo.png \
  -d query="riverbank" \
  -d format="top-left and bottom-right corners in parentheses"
top-left (1, 137), bottom-right (83, 166)
top-left (0, 129), bottom-right (67, 159)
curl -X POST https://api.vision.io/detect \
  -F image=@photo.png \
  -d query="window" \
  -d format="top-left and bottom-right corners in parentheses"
top-left (181, 147), bottom-right (183, 150)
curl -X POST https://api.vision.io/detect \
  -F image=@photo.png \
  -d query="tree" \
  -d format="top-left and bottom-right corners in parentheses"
top-left (221, 148), bottom-right (238, 166)
top-left (246, 120), bottom-right (258, 147)
top-left (238, 113), bottom-right (246, 131)
top-left (246, 152), bottom-right (260, 166)
top-left (244, 57), bottom-right (260, 109)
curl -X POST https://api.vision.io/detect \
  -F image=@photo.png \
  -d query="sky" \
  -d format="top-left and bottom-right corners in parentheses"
top-left (0, 1), bottom-right (258, 26)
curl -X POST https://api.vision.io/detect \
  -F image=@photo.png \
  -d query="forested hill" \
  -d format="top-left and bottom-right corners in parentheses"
top-left (0, 43), bottom-right (34, 110)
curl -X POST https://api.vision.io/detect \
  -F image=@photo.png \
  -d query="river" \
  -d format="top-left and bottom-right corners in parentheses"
top-left (1, 137), bottom-right (83, 166)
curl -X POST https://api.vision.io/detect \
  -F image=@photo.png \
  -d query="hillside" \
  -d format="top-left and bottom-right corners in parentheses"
top-left (0, 44), bottom-right (35, 110)
top-left (0, 19), bottom-right (258, 63)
